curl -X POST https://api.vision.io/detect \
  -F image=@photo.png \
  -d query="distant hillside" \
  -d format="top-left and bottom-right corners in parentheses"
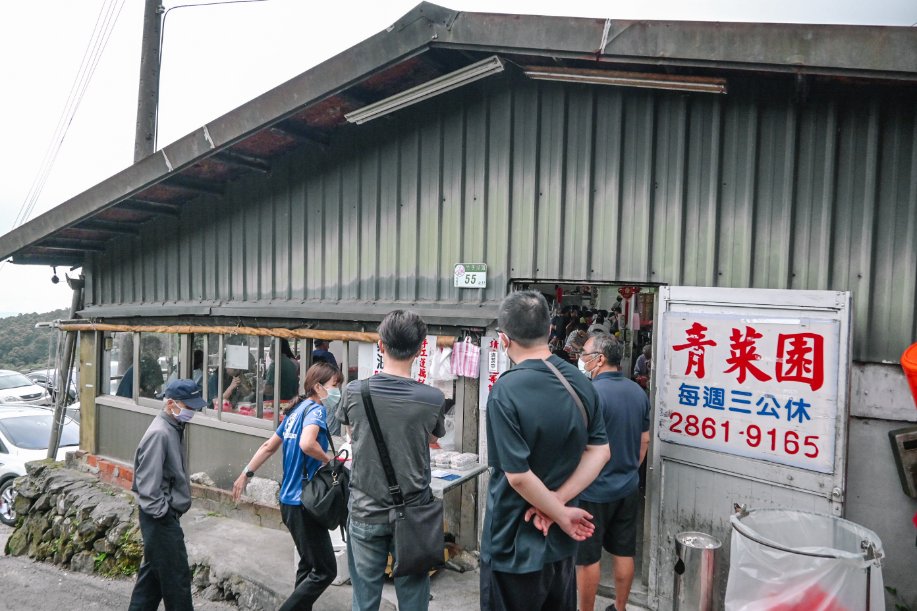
top-left (0, 308), bottom-right (70, 372)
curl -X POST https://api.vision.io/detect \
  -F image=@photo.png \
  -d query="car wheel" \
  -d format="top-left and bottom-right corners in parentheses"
top-left (0, 479), bottom-right (17, 526)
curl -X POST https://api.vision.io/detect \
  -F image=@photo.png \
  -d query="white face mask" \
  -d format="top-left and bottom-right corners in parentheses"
top-left (578, 358), bottom-right (592, 378)
top-left (578, 353), bottom-right (599, 379)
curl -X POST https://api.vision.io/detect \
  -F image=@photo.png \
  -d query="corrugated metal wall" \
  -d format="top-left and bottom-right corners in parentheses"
top-left (88, 77), bottom-right (917, 363)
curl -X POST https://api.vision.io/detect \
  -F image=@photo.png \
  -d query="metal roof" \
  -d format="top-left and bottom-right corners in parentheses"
top-left (1, 2), bottom-right (915, 266)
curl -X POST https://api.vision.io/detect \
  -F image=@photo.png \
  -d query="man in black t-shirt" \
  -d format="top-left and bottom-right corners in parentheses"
top-left (481, 291), bottom-right (610, 611)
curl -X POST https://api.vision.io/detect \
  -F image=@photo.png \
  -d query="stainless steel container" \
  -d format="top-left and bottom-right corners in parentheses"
top-left (674, 531), bottom-right (721, 611)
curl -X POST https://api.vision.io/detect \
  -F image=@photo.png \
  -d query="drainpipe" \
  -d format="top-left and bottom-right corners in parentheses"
top-left (47, 275), bottom-right (84, 459)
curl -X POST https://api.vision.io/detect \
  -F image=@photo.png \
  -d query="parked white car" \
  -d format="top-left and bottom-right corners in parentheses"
top-left (0, 406), bottom-right (79, 525)
top-left (0, 370), bottom-right (51, 406)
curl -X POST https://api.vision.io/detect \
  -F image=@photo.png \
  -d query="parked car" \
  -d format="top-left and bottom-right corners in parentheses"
top-left (0, 405), bottom-right (79, 525)
top-left (0, 370), bottom-right (51, 406)
top-left (25, 368), bottom-right (78, 405)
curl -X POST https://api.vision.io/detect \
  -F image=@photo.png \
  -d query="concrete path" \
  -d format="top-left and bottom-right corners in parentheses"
top-left (3, 511), bottom-right (636, 610)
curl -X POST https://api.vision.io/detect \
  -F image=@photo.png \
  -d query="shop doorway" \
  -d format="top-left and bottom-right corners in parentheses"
top-left (511, 280), bottom-right (660, 607)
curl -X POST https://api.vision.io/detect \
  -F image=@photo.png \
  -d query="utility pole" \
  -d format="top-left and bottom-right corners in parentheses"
top-left (47, 275), bottom-right (84, 459)
top-left (134, 0), bottom-right (163, 162)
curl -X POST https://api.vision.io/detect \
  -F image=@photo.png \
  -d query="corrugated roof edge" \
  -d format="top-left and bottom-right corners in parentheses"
top-left (1, 1), bottom-right (915, 263)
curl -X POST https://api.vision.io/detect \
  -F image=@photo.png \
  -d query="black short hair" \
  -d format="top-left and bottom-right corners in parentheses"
top-left (498, 291), bottom-right (550, 348)
top-left (378, 310), bottom-right (427, 360)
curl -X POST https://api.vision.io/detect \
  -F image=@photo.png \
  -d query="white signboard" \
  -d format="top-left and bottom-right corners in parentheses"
top-left (225, 344), bottom-right (250, 370)
top-left (478, 336), bottom-right (509, 411)
top-left (454, 263), bottom-right (487, 288)
top-left (659, 313), bottom-right (840, 473)
top-left (357, 336), bottom-right (437, 386)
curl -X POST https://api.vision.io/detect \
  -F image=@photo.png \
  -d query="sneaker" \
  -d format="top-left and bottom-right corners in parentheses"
top-left (605, 605), bottom-right (617, 611)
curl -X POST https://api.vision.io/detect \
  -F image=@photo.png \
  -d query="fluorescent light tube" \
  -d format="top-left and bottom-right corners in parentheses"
top-left (345, 56), bottom-right (506, 124)
top-left (523, 66), bottom-right (727, 94)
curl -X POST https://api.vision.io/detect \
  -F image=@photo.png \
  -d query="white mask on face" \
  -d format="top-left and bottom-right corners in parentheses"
top-left (578, 358), bottom-right (592, 378)
top-left (578, 353), bottom-right (599, 379)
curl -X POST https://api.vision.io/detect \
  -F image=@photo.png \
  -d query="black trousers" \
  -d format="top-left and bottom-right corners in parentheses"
top-left (279, 503), bottom-right (336, 611)
top-left (128, 509), bottom-right (193, 611)
top-left (480, 556), bottom-right (577, 611)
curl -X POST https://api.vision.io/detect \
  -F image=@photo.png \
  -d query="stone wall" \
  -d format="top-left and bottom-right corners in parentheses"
top-left (4, 460), bottom-right (143, 577)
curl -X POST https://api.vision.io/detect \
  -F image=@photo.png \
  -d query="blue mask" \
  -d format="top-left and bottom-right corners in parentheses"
top-left (323, 387), bottom-right (341, 411)
top-left (176, 408), bottom-right (196, 423)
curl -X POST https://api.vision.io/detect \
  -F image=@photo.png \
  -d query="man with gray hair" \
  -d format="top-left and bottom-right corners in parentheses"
top-left (576, 333), bottom-right (650, 611)
top-left (481, 291), bottom-right (610, 611)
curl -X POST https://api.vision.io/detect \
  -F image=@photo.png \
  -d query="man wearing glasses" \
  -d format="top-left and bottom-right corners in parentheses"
top-left (576, 333), bottom-right (650, 611)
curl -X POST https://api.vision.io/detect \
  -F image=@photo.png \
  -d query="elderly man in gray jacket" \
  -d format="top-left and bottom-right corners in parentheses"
top-left (128, 379), bottom-right (206, 611)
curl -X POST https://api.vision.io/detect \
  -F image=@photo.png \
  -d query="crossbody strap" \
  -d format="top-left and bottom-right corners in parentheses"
top-left (360, 379), bottom-right (405, 506)
top-left (543, 359), bottom-right (589, 428)
top-left (299, 400), bottom-right (338, 481)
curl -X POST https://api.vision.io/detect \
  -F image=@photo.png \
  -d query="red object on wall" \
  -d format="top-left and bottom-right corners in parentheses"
top-left (902, 342), bottom-right (917, 410)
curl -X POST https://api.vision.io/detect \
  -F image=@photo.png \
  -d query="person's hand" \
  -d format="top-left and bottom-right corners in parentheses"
top-left (231, 471), bottom-right (248, 502)
top-left (555, 506), bottom-right (595, 541)
top-left (524, 506), bottom-right (554, 536)
top-left (229, 375), bottom-right (241, 389)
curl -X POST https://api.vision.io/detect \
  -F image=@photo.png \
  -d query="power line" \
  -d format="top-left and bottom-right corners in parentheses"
top-left (12, 0), bottom-right (127, 230)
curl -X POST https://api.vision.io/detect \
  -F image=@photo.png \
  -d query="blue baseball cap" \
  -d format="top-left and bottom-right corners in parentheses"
top-left (163, 379), bottom-right (207, 410)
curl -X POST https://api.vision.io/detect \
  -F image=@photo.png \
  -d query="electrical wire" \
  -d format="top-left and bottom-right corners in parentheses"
top-left (11, 0), bottom-right (127, 230)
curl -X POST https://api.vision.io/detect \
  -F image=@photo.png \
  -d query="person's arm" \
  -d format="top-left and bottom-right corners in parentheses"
top-left (134, 433), bottom-right (169, 518)
top-left (553, 443), bottom-right (611, 504)
top-left (639, 431), bottom-right (650, 465)
top-left (506, 470), bottom-right (596, 541)
top-left (232, 434), bottom-right (282, 500)
top-left (223, 375), bottom-right (241, 401)
top-left (299, 423), bottom-right (331, 464)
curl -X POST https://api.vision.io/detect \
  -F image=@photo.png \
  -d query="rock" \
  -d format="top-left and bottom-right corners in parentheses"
top-left (105, 521), bottom-right (132, 546)
top-left (77, 518), bottom-right (103, 540)
top-left (190, 472), bottom-right (216, 487)
top-left (15, 476), bottom-right (42, 500)
top-left (242, 477), bottom-right (280, 507)
top-left (5, 527), bottom-right (29, 556)
top-left (26, 515), bottom-right (50, 546)
top-left (25, 459), bottom-right (54, 477)
top-left (202, 585), bottom-right (224, 601)
top-left (93, 537), bottom-right (117, 554)
top-left (13, 492), bottom-right (33, 516)
top-left (192, 565), bottom-right (211, 591)
top-left (70, 550), bottom-right (96, 574)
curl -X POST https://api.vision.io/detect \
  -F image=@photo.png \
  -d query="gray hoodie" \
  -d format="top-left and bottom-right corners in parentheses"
top-left (132, 411), bottom-right (192, 518)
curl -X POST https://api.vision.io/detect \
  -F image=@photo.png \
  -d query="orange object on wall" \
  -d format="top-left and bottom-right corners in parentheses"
top-left (902, 342), bottom-right (917, 410)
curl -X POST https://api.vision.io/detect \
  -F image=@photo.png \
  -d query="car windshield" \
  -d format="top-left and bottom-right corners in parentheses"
top-left (0, 373), bottom-right (35, 390)
top-left (0, 415), bottom-right (79, 449)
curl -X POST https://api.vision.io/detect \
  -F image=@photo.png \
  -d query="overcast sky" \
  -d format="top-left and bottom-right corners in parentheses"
top-left (0, 0), bottom-right (914, 316)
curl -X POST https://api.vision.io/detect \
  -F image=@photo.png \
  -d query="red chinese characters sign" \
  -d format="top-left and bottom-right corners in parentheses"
top-left (661, 315), bottom-right (839, 473)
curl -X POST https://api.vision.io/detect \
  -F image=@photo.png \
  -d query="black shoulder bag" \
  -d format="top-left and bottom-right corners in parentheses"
top-left (360, 379), bottom-right (444, 577)
top-left (300, 402), bottom-right (351, 534)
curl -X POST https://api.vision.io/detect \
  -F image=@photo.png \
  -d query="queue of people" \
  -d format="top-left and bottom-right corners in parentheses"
top-left (128, 294), bottom-right (650, 611)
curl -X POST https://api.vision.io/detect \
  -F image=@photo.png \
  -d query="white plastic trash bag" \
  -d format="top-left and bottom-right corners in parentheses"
top-left (725, 508), bottom-right (884, 611)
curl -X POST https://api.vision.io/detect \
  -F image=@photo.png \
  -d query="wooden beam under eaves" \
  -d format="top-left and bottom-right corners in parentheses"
top-left (214, 149), bottom-right (271, 173)
top-left (269, 123), bottom-right (329, 147)
top-left (166, 175), bottom-right (224, 197)
top-left (75, 219), bottom-right (140, 235)
top-left (38, 238), bottom-right (107, 252)
top-left (119, 199), bottom-right (182, 217)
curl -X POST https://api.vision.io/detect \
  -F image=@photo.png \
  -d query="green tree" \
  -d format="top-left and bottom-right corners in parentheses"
top-left (0, 308), bottom-right (69, 372)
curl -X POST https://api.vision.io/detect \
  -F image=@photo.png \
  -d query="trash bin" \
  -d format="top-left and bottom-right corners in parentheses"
top-left (725, 508), bottom-right (884, 611)
top-left (674, 531), bottom-right (721, 611)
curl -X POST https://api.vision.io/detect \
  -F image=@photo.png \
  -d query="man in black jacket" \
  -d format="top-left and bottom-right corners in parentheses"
top-left (128, 379), bottom-right (205, 611)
